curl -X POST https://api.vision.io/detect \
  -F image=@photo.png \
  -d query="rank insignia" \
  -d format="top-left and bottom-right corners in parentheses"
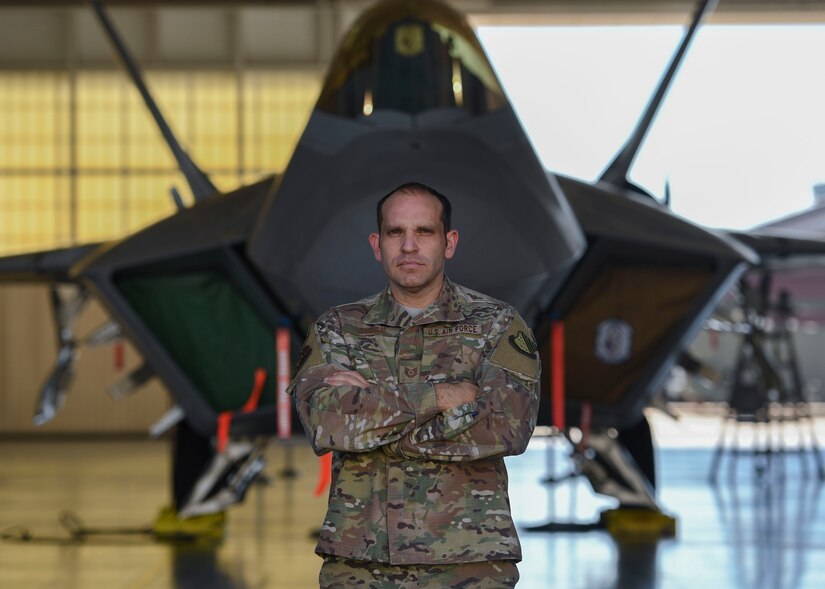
top-left (509, 331), bottom-right (537, 358)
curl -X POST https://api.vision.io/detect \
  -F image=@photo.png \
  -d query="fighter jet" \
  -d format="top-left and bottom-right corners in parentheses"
top-left (530, 0), bottom-right (825, 532)
top-left (476, 0), bottom-right (741, 532)
top-left (2, 0), bottom-right (820, 536)
top-left (0, 0), bottom-right (585, 526)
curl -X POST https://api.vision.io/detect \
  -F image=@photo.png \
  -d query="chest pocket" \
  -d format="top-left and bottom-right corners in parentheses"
top-left (346, 329), bottom-right (400, 384)
top-left (423, 326), bottom-right (486, 383)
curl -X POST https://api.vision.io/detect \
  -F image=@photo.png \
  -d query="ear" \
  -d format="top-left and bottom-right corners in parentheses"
top-left (445, 229), bottom-right (459, 260)
top-left (369, 233), bottom-right (382, 261)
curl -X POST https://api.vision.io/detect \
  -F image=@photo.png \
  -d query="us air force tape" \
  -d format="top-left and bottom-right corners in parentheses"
top-left (488, 314), bottom-right (539, 381)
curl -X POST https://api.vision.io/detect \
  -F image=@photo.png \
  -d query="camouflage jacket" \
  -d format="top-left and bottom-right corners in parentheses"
top-left (288, 276), bottom-right (540, 565)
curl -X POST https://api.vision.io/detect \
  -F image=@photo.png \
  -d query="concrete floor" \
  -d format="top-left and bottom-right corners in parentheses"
top-left (1, 409), bottom-right (824, 588)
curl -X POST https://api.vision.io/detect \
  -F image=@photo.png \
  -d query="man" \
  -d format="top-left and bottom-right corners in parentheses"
top-left (289, 182), bottom-right (540, 588)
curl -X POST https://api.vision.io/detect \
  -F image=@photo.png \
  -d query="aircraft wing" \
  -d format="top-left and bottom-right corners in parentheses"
top-left (729, 229), bottom-right (825, 323)
top-left (732, 229), bottom-right (825, 270)
top-left (0, 243), bottom-right (102, 283)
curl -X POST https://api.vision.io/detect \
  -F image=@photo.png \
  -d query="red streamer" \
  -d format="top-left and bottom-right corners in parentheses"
top-left (276, 327), bottom-right (292, 439)
top-left (550, 320), bottom-right (566, 431)
top-left (314, 453), bottom-right (333, 497)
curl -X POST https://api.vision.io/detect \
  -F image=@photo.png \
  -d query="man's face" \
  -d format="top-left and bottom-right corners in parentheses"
top-left (369, 191), bottom-right (458, 301)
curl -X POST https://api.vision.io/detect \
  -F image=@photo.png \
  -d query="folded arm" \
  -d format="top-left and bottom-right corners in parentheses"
top-left (384, 310), bottom-right (540, 462)
top-left (288, 310), bottom-right (441, 455)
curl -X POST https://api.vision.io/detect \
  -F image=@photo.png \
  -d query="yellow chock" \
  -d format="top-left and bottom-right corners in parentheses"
top-left (152, 506), bottom-right (227, 543)
top-left (599, 507), bottom-right (677, 540)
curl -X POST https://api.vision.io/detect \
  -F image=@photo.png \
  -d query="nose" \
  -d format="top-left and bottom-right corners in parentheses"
top-left (401, 232), bottom-right (418, 253)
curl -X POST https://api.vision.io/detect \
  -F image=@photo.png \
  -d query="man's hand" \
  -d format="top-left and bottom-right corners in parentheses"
top-left (434, 382), bottom-right (478, 411)
top-left (323, 370), bottom-right (370, 388)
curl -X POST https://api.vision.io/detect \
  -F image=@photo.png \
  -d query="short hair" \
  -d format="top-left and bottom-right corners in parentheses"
top-left (376, 182), bottom-right (452, 233)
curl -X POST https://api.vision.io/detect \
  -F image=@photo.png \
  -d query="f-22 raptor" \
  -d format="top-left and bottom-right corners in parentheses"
top-left (2, 0), bottom-right (816, 534)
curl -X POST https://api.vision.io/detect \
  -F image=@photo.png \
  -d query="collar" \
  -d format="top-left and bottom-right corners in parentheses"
top-left (363, 275), bottom-right (466, 327)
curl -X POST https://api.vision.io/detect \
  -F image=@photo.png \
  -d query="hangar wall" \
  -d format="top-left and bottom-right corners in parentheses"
top-left (0, 6), bottom-right (335, 434)
top-left (1, 3), bottom-right (824, 434)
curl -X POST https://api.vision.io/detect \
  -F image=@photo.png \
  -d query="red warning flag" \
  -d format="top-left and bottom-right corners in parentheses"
top-left (314, 453), bottom-right (333, 497)
top-left (216, 368), bottom-right (267, 454)
top-left (550, 320), bottom-right (565, 431)
top-left (276, 327), bottom-right (292, 440)
top-left (113, 338), bottom-right (125, 372)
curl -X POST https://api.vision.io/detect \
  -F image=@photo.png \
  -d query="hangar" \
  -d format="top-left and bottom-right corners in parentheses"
top-left (1, 1), bottom-right (824, 587)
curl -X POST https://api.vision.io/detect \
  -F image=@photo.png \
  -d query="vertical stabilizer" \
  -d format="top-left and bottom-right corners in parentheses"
top-left (599, 0), bottom-right (717, 190)
top-left (90, 0), bottom-right (218, 202)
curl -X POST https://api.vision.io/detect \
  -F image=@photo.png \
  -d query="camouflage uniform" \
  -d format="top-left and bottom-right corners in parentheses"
top-left (319, 556), bottom-right (519, 588)
top-left (289, 276), bottom-right (539, 583)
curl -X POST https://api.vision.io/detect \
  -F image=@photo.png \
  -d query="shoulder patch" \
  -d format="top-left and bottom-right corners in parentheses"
top-left (293, 327), bottom-right (324, 381)
top-left (488, 314), bottom-right (539, 381)
top-left (509, 331), bottom-right (538, 357)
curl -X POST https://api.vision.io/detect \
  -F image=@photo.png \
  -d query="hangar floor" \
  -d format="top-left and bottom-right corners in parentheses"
top-left (1, 408), bottom-right (824, 589)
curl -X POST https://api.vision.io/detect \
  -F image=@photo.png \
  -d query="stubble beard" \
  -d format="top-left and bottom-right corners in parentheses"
top-left (391, 262), bottom-right (444, 298)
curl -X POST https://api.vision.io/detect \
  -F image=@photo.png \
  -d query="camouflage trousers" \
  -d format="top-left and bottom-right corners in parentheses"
top-left (319, 556), bottom-right (519, 588)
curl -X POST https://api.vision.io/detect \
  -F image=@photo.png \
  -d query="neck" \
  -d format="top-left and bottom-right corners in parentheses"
top-left (390, 274), bottom-right (445, 309)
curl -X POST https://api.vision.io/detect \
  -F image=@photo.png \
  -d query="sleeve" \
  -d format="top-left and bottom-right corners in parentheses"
top-left (287, 310), bottom-right (441, 456)
top-left (383, 308), bottom-right (540, 462)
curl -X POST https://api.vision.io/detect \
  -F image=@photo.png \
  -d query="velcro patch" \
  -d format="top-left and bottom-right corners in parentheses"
top-left (293, 327), bottom-right (324, 381)
top-left (424, 324), bottom-right (482, 337)
top-left (488, 315), bottom-right (539, 381)
top-left (509, 331), bottom-right (538, 358)
top-left (357, 327), bottom-right (386, 337)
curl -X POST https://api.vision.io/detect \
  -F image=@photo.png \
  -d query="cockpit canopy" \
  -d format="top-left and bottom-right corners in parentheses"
top-left (317, 0), bottom-right (506, 117)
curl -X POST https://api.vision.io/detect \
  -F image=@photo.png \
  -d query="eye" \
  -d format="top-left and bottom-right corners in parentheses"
top-left (387, 228), bottom-right (402, 236)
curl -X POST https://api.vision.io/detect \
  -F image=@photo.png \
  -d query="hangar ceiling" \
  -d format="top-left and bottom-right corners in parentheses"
top-left (0, 0), bottom-right (823, 69)
top-left (0, 0), bottom-right (821, 254)
top-left (1, 1), bottom-right (825, 15)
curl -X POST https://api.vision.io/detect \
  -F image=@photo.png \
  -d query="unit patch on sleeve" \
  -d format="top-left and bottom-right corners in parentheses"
top-left (488, 315), bottom-right (539, 381)
top-left (293, 328), bottom-right (324, 380)
top-left (509, 331), bottom-right (538, 358)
